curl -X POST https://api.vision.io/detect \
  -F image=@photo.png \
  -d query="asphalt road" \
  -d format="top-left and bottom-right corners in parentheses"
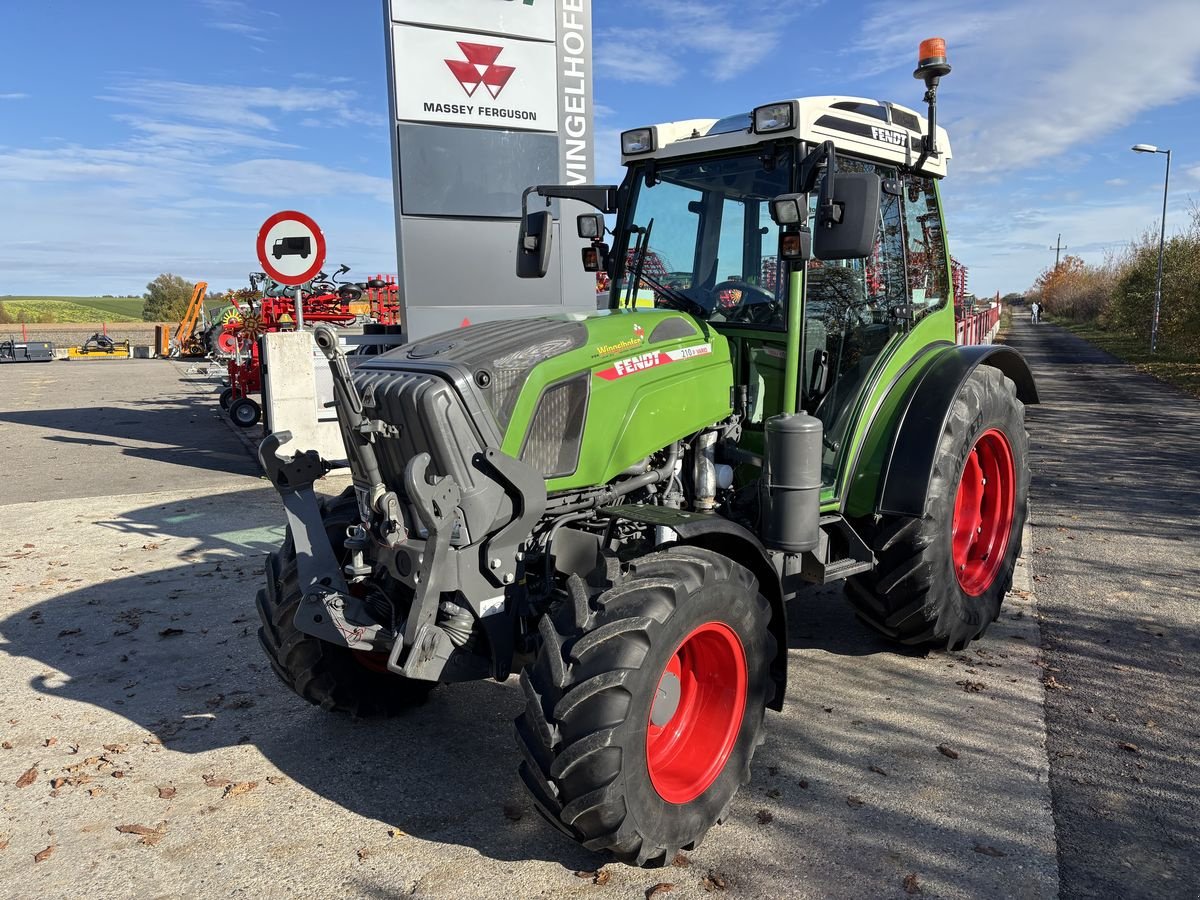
top-left (0, 359), bottom-right (259, 506)
top-left (0, 355), bottom-right (1058, 898)
top-left (1003, 318), bottom-right (1200, 898)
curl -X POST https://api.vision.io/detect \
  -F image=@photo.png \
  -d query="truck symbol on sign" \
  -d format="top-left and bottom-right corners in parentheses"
top-left (272, 236), bottom-right (311, 259)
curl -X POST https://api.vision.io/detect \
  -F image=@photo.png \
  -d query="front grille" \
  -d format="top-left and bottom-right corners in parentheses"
top-left (520, 374), bottom-right (589, 478)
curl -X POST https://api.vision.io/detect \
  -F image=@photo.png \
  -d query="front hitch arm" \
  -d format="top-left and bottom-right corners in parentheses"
top-left (258, 431), bottom-right (388, 652)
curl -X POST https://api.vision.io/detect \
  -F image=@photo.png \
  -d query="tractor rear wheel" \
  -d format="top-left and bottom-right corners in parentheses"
top-left (516, 546), bottom-right (774, 866)
top-left (845, 366), bottom-right (1028, 650)
top-left (256, 489), bottom-right (435, 717)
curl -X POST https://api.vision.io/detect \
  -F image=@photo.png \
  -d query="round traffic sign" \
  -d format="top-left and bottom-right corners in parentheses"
top-left (256, 210), bottom-right (326, 285)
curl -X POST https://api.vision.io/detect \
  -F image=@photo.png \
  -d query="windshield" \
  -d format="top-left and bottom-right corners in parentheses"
top-left (613, 145), bottom-right (794, 327)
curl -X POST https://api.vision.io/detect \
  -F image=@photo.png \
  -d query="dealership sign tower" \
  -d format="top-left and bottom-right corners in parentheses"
top-left (384, 0), bottom-right (594, 338)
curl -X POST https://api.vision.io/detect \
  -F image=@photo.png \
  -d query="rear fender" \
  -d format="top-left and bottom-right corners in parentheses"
top-left (873, 344), bottom-right (1038, 518)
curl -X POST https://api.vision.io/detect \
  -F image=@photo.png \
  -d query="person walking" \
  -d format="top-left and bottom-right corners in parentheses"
top-left (1031, 301), bottom-right (1041, 325)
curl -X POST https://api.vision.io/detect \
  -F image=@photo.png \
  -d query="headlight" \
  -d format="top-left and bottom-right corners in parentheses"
top-left (621, 127), bottom-right (654, 154)
top-left (769, 193), bottom-right (806, 226)
top-left (753, 102), bottom-right (793, 133)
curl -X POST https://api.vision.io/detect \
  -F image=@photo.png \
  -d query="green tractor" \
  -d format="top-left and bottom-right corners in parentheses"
top-left (255, 40), bottom-right (1036, 865)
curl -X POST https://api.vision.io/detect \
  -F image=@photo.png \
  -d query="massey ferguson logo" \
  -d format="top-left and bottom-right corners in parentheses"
top-left (445, 42), bottom-right (515, 100)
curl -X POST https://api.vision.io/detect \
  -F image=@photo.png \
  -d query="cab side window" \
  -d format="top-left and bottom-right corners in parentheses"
top-left (900, 176), bottom-right (949, 319)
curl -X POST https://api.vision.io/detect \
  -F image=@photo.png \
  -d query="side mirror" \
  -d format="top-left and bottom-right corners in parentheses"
top-left (581, 243), bottom-right (609, 272)
top-left (516, 210), bottom-right (554, 279)
top-left (813, 172), bottom-right (881, 261)
top-left (577, 213), bottom-right (604, 240)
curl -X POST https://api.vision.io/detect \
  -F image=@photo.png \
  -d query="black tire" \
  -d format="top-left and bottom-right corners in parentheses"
top-left (845, 366), bottom-right (1029, 650)
top-left (256, 490), bottom-right (435, 717)
top-left (516, 546), bottom-right (774, 866)
top-left (218, 387), bottom-right (234, 410)
top-left (228, 397), bottom-right (260, 428)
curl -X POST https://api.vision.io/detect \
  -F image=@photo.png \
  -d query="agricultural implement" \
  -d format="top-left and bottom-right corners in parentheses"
top-left (66, 332), bottom-right (131, 360)
top-left (254, 39), bottom-right (1037, 865)
top-left (216, 269), bottom-right (401, 428)
top-left (0, 339), bottom-right (55, 363)
top-left (170, 281), bottom-right (211, 358)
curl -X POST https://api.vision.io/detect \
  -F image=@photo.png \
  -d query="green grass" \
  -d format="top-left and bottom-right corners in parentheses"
top-left (0, 296), bottom-right (144, 323)
top-left (1053, 318), bottom-right (1200, 399)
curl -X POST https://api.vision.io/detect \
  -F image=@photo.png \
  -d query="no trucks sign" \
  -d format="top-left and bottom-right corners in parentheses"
top-left (256, 210), bottom-right (326, 286)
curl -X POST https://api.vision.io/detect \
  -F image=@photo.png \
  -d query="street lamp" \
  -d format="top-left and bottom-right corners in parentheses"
top-left (1131, 143), bottom-right (1171, 353)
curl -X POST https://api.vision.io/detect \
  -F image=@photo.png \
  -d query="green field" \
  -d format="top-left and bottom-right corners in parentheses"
top-left (0, 296), bottom-right (145, 323)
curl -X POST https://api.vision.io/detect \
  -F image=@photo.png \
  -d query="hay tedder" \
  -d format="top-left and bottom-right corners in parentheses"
top-left (253, 39), bottom-right (1038, 866)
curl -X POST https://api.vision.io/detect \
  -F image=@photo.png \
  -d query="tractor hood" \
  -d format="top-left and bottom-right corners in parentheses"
top-left (357, 309), bottom-right (733, 492)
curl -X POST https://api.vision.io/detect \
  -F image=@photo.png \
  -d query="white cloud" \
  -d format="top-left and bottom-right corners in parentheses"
top-left (217, 159), bottom-right (391, 201)
top-left (1105, 178), bottom-right (1129, 187)
top-left (596, 0), bottom-right (809, 85)
top-left (0, 92), bottom-right (28, 100)
top-left (854, 0), bottom-right (1200, 175)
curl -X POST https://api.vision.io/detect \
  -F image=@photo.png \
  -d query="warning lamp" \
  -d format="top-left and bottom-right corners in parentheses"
top-left (913, 37), bottom-right (951, 81)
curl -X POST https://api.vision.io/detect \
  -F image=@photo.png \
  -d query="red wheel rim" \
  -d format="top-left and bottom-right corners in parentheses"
top-left (646, 622), bottom-right (747, 804)
top-left (951, 428), bottom-right (1016, 596)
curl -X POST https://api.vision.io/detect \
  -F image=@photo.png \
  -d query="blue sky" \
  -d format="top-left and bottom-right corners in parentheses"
top-left (2, 0), bottom-right (1198, 296)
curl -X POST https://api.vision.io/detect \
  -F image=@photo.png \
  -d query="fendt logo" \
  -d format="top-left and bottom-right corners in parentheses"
top-left (444, 42), bottom-right (515, 100)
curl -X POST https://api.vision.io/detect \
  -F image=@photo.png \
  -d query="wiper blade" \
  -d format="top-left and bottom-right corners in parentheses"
top-left (637, 272), bottom-right (707, 319)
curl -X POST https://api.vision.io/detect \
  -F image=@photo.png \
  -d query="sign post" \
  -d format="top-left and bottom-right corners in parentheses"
top-left (256, 210), bottom-right (327, 331)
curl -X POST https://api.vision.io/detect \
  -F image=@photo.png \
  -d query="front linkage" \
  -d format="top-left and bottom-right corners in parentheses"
top-left (258, 324), bottom-right (546, 684)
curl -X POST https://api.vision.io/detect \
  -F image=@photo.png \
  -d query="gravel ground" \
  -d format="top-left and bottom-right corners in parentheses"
top-left (0, 358), bottom-right (1058, 899)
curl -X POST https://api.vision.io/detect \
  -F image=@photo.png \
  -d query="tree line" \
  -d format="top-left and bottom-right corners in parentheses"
top-left (1029, 207), bottom-right (1200, 355)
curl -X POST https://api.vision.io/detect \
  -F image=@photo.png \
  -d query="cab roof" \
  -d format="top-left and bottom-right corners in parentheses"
top-left (621, 96), bottom-right (952, 178)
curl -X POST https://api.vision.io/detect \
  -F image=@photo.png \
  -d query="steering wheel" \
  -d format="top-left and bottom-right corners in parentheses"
top-left (712, 280), bottom-right (781, 325)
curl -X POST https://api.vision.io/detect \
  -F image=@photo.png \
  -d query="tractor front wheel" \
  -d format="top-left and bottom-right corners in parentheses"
top-left (256, 489), bottom-right (435, 717)
top-left (516, 546), bottom-right (774, 866)
top-left (845, 365), bottom-right (1028, 650)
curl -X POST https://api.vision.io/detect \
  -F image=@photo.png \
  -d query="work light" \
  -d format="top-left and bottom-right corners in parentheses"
top-left (621, 128), bottom-right (654, 154)
top-left (753, 102), bottom-right (793, 133)
top-left (769, 194), bottom-right (806, 226)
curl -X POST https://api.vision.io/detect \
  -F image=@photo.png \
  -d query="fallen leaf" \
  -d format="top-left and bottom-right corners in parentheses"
top-left (387, 827), bottom-right (405, 839)
top-left (973, 844), bottom-right (1007, 858)
top-left (15, 765), bottom-right (38, 788)
top-left (956, 680), bottom-right (985, 693)
top-left (116, 822), bottom-right (167, 847)
top-left (672, 852), bottom-right (690, 867)
top-left (158, 786), bottom-right (176, 799)
top-left (111, 770), bottom-right (126, 779)
top-left (646, 883), bottom-right (674, 898)
top-left (765, 787), bottom-right (781, 799)
top-left (0, 834), bottom-right (8, 850)
top-left (102, 743), bottom-right (128, 754)
top-left (266, 776), bottom-right (285, 785)
top-left (0, 742), bottom-right (11, 750)
top-left (1118, 742), bottom-right (1139, 753)
top-left (51, 777), bottom-right (68, 789)
top-left (356, 847), bottom-right (372, 861)
top-left (222, 781), bottom-right (258, 798)
top-left (593, 869), bottom-right (611, 886)
top-left (159, 627), bottom-right (184, 638)
top-left (755, 809), bottom-right (773, 825)
top-left (869, 765), bottom-right (889, 777)
top-left (86, 787), bottom-right (104, 797)
top-left (798, 779), bottom-right (809, 789)
top-left (34, 845), bottom-right (53, 863)
top-left (903, 873), bottom-right (922, 894)
top-left (574, 870), bottom-right (596, 880)
top-left (846, 795), bottom-right (865, 808)
top-left (703, 870), bottom-right (728, 892)
top-left (142, 542), bottom-right (159, 551)
top-left (502, 803), bottom-right (523, 821)
top-left (937, 744), bottom-right (960, 760)
top-left (202, 774), bottom-right (231, 788)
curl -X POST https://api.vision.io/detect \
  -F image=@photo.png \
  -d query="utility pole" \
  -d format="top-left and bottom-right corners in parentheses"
top-left (1053, 233), bottom-right (1066, 270)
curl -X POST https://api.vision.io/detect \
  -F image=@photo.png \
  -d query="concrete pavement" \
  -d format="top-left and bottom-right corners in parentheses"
top-left (0, 356), bottom-right (1058, 898)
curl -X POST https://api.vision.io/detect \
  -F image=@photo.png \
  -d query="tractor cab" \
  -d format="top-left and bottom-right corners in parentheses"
top-left (522, 91), bottom-right (954, 507)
